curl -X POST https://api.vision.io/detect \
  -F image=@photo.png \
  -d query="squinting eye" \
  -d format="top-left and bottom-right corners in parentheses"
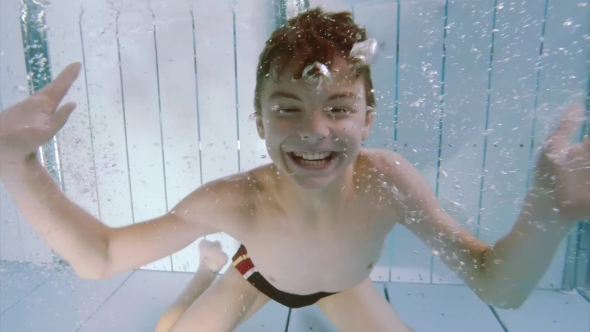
top-left (325, 107), bottom-right (351, 115)
top-left (277, 108), bottom-right (299, 114)
top-left (271, 105), bottom-right (297, 113)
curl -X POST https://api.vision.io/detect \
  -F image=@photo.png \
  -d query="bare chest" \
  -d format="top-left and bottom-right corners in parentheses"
top-left (241, 202), bottom-right (395, 295)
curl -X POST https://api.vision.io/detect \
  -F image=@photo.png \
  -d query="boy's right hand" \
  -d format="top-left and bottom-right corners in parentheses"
top-left (0, 62), bottom-right (81, 166)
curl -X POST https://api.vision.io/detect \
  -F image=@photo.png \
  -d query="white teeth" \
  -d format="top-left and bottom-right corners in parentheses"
top-left (292, 151), bottom-right (331, 160)
top-left (298, 159), bottom-right (327, 165)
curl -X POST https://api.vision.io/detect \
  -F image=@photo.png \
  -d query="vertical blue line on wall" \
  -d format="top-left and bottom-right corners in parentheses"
top-left (191, 10), bottom-right (204, 187)
top-left (114, 11), bottom-right (137, 226)
top-left (429, 0), bottom-right (450, 284)
top-left (232, 11), bottom-right (242, 172)
top-left (573, 33), bottom-right (590, 291)
top-left (475, 0), bottom-right (499, 239)
top-left (19, 0), bottom-right (65, 192)
top-left (393, 0), bottom-right (401, 147)
top-left (150, 8), bottom-right (173, 270)
top-left (276, 0), bottom-right (309, 28)
top-left (276, 1), bottom-right (287, 28)
top-left (561, 46), bottom-right (589, 290)
top-left (19, 0), bottom-right (68, 264)
top-left (524, 0), bottom-right (549, 192)
top-left (78, 7), bottom-right (102, 222)
top-left (583, 54), bottom-right (590, 139)
top-left (389, 0), bottom-right (402, 283)
top-left (20, 0), bottom-right (51, 113)
top-left (151, 9), bottom-right (170, 211)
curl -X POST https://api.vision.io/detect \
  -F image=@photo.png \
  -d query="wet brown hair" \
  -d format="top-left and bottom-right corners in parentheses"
top-left (254, 7), bottom-right (376, 115)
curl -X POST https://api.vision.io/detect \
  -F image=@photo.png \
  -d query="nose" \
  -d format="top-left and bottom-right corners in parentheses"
top-left (298, 110), bottom-right (330, 141)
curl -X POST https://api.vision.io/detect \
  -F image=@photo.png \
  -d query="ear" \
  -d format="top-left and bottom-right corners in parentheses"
top-left (256, 114), bottom-right (265, 139)
top-left (362, 108), bottom-right (374, 140)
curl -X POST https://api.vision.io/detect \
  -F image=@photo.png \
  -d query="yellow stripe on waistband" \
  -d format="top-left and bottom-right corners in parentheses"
top-left (232, 254), bottom-right (250, 266)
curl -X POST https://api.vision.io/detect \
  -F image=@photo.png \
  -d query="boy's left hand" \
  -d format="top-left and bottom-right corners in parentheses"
top-left (535, 104), bottom-right (590, 223)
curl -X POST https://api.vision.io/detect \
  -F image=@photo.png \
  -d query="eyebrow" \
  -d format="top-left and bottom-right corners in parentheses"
top-left (268, 91), bottom-right (358, 101)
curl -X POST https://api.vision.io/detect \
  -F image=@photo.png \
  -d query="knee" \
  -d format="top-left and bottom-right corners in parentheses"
top-left (154, 305), bottom-right (187, 332)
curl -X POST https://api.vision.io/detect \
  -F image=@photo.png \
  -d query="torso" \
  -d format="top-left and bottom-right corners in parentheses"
top-left (224, 149), bottom-right (402, 295)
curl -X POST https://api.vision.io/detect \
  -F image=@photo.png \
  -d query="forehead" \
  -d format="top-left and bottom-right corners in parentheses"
top-left (261, 57), bottom-right (365, 100)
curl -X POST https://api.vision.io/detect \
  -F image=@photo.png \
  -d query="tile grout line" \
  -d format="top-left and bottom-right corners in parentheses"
top-left (73, 270), bottom-right (138, 332)
top-left (488, 306), bottom-right (509, 332)
top-left (385, 281), bottom-right (510, 331)
top-left (382, 282), bottom-right (391, 303)
top-left (575, 288), bottom-right (590, 304)
top-left (0, 264), bottom-right (57, 316)
top-left (283, 308), bottom-right (292, 332)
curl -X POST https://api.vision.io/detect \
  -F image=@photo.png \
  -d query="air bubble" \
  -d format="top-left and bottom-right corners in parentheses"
top-left (13, 86), bottom-right (27, 93)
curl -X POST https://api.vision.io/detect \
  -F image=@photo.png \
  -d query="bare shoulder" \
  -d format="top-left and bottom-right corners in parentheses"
top-left (359, 148), bottom-right (402, 169)
top-left (171, 170), bottom-right (261, 236)
top-left (359, 148), bottom-right (438, 208)
top-left (358, 148), bottom-right (414, 180)
top-left (175, 172), bottom-right (258, 208)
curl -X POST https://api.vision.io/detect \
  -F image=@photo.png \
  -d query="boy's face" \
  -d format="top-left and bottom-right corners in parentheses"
top-left (256, 57), bottom-right (374, 191)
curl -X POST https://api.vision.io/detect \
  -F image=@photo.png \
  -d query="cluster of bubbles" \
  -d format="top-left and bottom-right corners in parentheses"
top-left (301, 38), bottom-right (379, 90)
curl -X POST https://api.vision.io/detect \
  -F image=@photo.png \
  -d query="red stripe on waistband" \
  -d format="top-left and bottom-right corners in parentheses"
top-left (232, 246), bottom-right (256, 276)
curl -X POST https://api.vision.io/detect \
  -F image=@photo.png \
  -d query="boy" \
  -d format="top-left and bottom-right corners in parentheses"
top-left (0, 8), bottom-right (588, 332)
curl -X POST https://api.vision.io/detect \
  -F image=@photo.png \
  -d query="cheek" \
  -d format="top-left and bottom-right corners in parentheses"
top-left (264, 118), bottom-right (293, 140)
top-left (332, 118), bottom-right (366, 140)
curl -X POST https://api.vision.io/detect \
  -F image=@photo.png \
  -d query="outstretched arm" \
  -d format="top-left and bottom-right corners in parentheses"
top-left (377, 105), bottom-right (588, 309)
top-left (0, 63), bottom-right (247, 280)
top-left (394, 162), bottom-right (569, 309)
top-left (0, 156), bottom-right (224, 279)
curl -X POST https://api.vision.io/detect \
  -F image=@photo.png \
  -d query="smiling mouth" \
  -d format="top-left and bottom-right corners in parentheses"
top-left (287, 151), bottom-right (338, 169)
